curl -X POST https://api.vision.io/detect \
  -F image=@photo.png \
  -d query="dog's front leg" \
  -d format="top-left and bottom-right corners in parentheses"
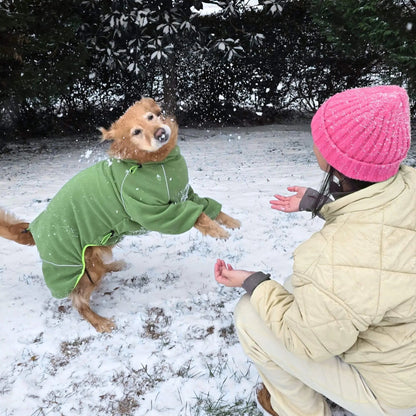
top-left (194, 212), bottom-right (229, 239)
top-left (215, 211), bottom-right (241, 230)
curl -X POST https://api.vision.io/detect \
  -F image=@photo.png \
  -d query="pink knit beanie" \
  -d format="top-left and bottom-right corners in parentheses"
top-left (311, 85), bottom-right (411, 182)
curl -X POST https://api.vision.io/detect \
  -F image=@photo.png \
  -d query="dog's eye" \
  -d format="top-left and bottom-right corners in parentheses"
top-left (133, 128), bottom-right (142, 135)
top-left (147, 114), bottom-right (154, 121)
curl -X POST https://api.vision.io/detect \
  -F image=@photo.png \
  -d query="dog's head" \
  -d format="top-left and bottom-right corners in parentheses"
top-left (99, 98), bottom-right (178, 163)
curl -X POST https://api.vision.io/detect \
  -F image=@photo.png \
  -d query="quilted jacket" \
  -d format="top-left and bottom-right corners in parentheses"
top-left (29, 146), bottom-right (221, 298)
top-left (250, 165), bottom-right (416, 408)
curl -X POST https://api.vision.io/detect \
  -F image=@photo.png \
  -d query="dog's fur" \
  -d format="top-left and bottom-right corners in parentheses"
top-left (0, 98), bottom-right (240, 333)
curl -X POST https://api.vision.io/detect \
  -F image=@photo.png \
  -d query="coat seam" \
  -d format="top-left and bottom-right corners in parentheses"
top-left (161, 164), bottom-right (171, 201)
top-left (120, 169), bottom-right (131, 217)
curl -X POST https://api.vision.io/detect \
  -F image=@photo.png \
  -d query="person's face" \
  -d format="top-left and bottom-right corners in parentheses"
top-left (313, 143), bottom-right (330, 172)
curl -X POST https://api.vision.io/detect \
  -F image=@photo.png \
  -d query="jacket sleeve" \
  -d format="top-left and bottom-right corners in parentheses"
top-left (186, 186), bottom-right (222, 219)
top-left (249, 228), bottom-right (377, 362)
top-left (123, 194), bottom-right (204, 234)
top-left (250, 278), bottom-right (366, 361)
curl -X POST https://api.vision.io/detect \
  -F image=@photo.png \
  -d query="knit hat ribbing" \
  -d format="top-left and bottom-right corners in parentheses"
top-left (311, 85), bottom-right (411, 182)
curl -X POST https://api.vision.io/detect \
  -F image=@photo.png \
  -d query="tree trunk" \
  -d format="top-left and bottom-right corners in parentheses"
top-left (162, 54), bottom-right (178, 115)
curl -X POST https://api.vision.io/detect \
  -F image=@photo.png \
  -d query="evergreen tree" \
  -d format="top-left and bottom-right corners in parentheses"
top-left (0, 0), bottom-right (89, 137)
top-left (311, 0), bottom-right (416, 109)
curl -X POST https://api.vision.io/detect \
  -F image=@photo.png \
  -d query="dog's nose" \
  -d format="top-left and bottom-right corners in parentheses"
top-left (155, 128), bottom-right (169, 143)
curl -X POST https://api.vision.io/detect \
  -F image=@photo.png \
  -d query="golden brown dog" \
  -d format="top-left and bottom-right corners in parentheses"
top-left (0, 98), bottom-right (240, 332)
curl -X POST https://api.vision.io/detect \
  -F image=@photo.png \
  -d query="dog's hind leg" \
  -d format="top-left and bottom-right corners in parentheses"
top-left (70, 273), bottom-right (116, 333)
top-left (69, 247), bottom-right (116, 333)
top-left (95, 246), bottom-right (127, 273)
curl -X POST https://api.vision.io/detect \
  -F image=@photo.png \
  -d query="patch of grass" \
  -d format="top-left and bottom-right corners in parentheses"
top-left (159, 271), bottom-right (180, 285)
top-left (124, 273), bottom-right (150, 290)
top-left (133, 363), bottom-right (170, 395)
top-left (203, 353), bottom-right (230, 379)
top-left (218, 324), bottom-right (238, 346)
top-left (112, 362), bottom-right (170, 398)
top-left (46, 336), bottom-right (94, 375)
top-left (192, 392), bottom-right (262, 416)
top-left (115, 395), bottom-right (140, 415)
top-left (0, 375), bottom-right (11, 395)
top-left (142, 307), bottom-right (171, 340)
top-left (90, 392), bottom-right (140, 416)
top-left (60, 336), bottom-right (94, 358)
top-left (96, 362), bottom-right (172, 415)
top-left (175, 359), bottom-right (202, 379)
top-left (185, 325), bottom-right (215, 341)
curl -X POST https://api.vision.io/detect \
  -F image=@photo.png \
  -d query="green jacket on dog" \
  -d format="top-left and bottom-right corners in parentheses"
top-left (29, 146), bottom-right (221, 298)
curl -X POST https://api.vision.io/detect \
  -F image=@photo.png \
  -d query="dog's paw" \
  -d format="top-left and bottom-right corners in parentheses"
top-left (195, 212), bottom-right (230, 239)
top-left (215, 212), bottom-right (241, 230)
top-left (106, 259), bottom-right (127, 273)
top-left (223, 217), bottom-right (241, 230)
top-left (207, 226), bottom-right (230, 240)
top-left (93, 317), bottom-right (116, 333)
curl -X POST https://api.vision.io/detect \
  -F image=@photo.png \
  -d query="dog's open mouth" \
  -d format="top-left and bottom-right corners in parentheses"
top-left (154, 125), bottom-right (171, 145)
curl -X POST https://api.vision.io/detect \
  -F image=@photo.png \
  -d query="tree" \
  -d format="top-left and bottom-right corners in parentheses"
top-left (79, 0), bottom-right (282, 114)
top-left (311, 0), bottom-right (416, 110)
top-left (0, 0), bottom-right (89, 137)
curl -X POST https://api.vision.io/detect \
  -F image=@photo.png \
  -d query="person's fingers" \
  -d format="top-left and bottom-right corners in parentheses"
top-left (214, 259), bottom-right (225, 278)
top-left (270, 200), bottom-right (289, 210)
top-left (272, 194), bottom-right (285, 200)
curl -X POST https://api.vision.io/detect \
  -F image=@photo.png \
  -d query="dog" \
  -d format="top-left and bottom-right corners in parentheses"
top-left (0, 98), bottom-right (240, 333)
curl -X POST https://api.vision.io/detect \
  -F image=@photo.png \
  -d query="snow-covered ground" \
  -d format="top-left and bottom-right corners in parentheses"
top-left (3, 123), bottom-right (413, 416)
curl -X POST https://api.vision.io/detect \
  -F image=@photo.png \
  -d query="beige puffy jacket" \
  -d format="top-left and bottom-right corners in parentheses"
top-left (251, 165), bottom-right (416, 408)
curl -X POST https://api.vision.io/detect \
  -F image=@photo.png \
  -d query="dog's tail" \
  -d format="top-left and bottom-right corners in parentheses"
top-left (0, 208), bottom-right (35, 246)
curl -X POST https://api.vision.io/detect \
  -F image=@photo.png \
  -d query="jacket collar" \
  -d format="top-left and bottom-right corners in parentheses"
top-left (320, 166), bottom-right (412, 220)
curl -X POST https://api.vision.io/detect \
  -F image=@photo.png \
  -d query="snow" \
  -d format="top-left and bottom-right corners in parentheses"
top-left (0, 123), bottom-right (361, 415)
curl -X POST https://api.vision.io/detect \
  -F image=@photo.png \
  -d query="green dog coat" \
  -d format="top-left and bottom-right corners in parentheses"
top-left (29, 146), bottom-right (221, 298)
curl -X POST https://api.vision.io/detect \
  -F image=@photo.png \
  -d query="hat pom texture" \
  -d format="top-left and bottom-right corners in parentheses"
top-left (311, 85), bottom-right (411, 182)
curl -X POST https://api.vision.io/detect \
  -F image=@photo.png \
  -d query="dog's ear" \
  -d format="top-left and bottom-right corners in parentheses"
top-left (138, 97), bottom-right (156, 106)
top-left (138, 97), bottom-right (161, 114)
top-left (98, 127), bottom-right (115, 142)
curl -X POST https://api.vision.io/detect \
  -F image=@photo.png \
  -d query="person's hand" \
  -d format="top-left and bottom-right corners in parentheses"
top-left (214, 259), bottom-right (254, 288)
top-left (270, 186), bottom-right (307, 213)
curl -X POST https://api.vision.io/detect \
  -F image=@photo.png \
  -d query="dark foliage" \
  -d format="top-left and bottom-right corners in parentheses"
top-left (0, 0), bottom-right (414, 143)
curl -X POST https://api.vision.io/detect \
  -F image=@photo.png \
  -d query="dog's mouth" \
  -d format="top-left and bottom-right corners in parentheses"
top-left (154, 125), bottom-right (171, 145)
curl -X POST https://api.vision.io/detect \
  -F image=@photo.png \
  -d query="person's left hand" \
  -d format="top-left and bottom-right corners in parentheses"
top-left (214, 259), bottom-right (254, 287)
top-left (270, 186), bottom-right (307, 212)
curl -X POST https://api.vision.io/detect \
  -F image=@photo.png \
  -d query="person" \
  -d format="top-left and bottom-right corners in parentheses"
top-left (214, 85), bottom-right (416, 416)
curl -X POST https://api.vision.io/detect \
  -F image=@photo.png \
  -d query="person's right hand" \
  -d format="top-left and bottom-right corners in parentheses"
top-left (214, 259), bottom-right (254, 288)
top-left (270, 186), bottom-right (307, 213)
